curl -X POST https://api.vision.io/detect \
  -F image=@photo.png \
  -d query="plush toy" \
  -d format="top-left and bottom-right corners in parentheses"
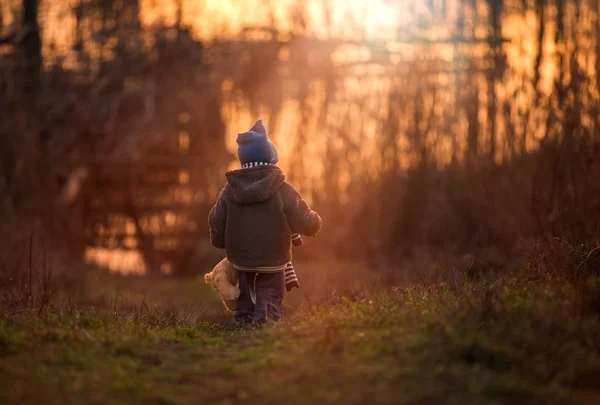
top-left (203, 257), bottom-right (240, 311)
top-left (204, 234), bottom-right (303, 310)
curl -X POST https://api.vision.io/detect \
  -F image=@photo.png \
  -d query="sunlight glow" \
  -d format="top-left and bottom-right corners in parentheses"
top-left (23, 0), bottom-right (592, 275)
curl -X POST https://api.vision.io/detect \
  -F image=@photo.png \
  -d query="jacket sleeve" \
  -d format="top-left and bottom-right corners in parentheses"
top-left (282, 183), bottom-right (322, 236)
top-left (208, 188), bottom-right (228, 249)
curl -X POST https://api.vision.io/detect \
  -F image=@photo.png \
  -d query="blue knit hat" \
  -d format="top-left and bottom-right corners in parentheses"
top-left (237, 119), bottom-right (279, 166)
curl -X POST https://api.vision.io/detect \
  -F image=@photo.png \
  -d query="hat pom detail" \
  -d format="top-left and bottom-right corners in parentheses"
top-left (249, 119), bottom-right (267, 136)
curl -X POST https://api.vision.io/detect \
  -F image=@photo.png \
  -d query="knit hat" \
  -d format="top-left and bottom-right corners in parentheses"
top-left (237, 119), bottom-right (279, 166)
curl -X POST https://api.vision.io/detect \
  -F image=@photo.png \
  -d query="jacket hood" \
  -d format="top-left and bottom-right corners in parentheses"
top-left (225, 165), bottom-right (285, 204)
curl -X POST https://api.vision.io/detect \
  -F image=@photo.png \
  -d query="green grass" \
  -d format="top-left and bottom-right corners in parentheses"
top-left (1, 267), bottom-right (599, 405)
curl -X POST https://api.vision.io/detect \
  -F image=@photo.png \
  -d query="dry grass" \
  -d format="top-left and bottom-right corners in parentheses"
top-left (1, 246), bottom-right (599, 405)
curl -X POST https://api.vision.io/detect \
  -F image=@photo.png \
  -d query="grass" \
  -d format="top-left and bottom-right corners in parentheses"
top-left (1, 260), bottom-right (600, 405)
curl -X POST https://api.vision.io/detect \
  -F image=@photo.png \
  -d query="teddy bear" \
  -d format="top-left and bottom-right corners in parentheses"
top-left (203, 257), bottom-right (240, 311)
top-left (204, 235), bottom-right (303, 311)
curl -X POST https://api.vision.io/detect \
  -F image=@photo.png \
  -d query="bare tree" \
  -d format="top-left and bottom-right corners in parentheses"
top-left (21, 0), bottom-right (41, 89)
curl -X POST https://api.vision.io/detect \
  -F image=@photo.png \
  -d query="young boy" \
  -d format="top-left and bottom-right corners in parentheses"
top-left (208, 119), bottom-right (322, 324)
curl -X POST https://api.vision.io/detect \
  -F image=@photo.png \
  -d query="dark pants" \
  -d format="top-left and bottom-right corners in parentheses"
top-left (234, 271), bottom-right (285, 324)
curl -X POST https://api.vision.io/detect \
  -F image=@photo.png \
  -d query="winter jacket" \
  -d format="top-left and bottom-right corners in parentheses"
top-left (208, 164), bottom-right (322, 271)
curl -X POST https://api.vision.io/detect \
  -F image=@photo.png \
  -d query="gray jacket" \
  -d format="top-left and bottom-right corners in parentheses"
top-left (208, 165), bottom-right (322, 271)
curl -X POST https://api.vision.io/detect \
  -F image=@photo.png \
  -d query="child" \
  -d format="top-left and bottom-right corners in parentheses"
top-left (208, 119), bottom-right (321, 324)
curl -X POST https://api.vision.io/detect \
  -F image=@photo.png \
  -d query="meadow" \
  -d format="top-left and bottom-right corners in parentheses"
top-left (1, 244), bottom-right (599, 405)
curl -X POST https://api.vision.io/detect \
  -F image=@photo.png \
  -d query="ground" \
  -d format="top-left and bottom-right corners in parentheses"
top-left (1, 260), bottom-right (599, 405)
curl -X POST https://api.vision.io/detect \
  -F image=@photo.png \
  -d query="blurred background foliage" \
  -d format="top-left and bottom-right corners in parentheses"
top-left (1, 0), bottom-right (599, 279)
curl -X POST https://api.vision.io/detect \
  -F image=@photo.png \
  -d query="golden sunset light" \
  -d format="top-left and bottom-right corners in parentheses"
top-left (1, 1), bottom-right (600, 404)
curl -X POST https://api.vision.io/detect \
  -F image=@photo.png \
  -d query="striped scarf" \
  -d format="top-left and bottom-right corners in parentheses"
top-left (285, 262), bottom-right (300, 291)
top-left (286, 234), bottom-right (302, 291)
